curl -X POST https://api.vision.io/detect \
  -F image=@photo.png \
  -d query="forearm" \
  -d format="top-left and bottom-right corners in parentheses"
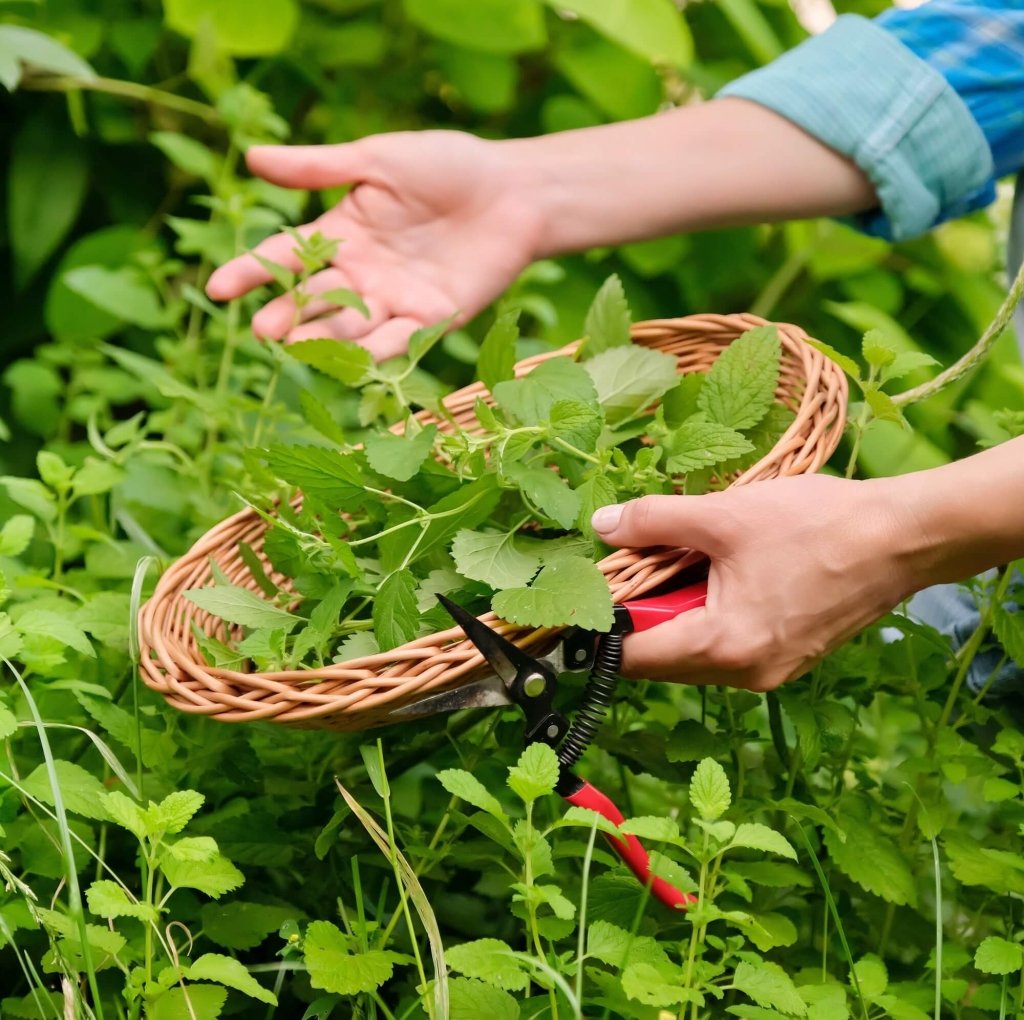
top-left (888, 436), bottom-right (1024, 590)
top-left (502, 98), bottom-right (877, 258)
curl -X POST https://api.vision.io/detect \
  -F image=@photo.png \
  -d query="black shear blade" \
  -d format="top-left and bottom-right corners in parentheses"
top-left (437, 593), bottom-right (543, 691)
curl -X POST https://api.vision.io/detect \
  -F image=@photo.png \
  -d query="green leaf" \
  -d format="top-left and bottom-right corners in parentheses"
top-left (621, 962), bottom-right (693, 1006)
top-left (584, 345), bottom-right (679, 425)
top-left (184, 584), bottom-right (299, 632)
top-left (880, 350), bottom-right (937, 386)
top-left (446, 938), bottom-right (528, 991)
top-left (148, 985), bottom-right (227, 1020)
top-left (101, 791), bottom-right (147, 841)
top-left (733, 961), bottom-right (807, 1016)
top-left (0, 26), bottom-right (95, 90)
top-left (0, 477), bottom-right (57, 520)
top-left (689, 758), bottom-right (731, 821)
top-left (437, 768), bottom-right (508, 822)
top-left (494, 357), bottom-right (598, 425)
top-left (864, 387), bottom-right (906, 426)
top-left (665, 418), bottom-right (754, 474)
top-left (492, 555), bottom-right (613, 631)
top-left (620, 816), bottom-right (679, 841)
top-left (506, 463), bottom-right (580, 530)
top-left (861, 330), bottom-right (897, 369)
top-left (805, 338), bottom-right (860, 380)
top-left (407, 319), bottom-right (450, 364)
top-left (160, 853), bottom-right (244, 899)
top-left (0, 705), bottom-right (17, 740)
top-left (448, 978), bottom-right (520, 1020)
top-left (507, 742), bottom-right (560, 804)
top-left (304, 921), bottom-right (408, 994)
top-left (824, 815), bottom-right (917, 906)
top-left (9, 115), bottom-right (88, 287)
top-left (364, 425), bottom-right (437, 482)
top-left (662, 373), bottom-right (705, 428)
top-left (546, 0), bottom-right (692, 67)
top-left (373, 570), bottom-right (419, 651)
top-left (72, 458), bottom-right (124, 497)
top-left (852, 954), bottom-right (888, 998)
top-left (452, 529), bottom-right (542, 589)
top-left (288, 338), bottom-right (374, 385)
top-left (151, 132), bottom-right (220, 181)
top-left (200, 902), bottom-right (298, 951)
top-left (64, 266), bottom-right (167, 329)
top-left (164, 0), bottom-right (299, 56)
top-left (403, 0), bottom-right (546, 55)
top-left (164, 837), bottom-right (218, 862)
top-left (975, 936), bottom-right (1023, 976)
top-left (547, 399), bottom-right (603, 453)
top-left (22, 760), bottom-right (109, 821)
top-left (298, 391), bottom-right (346, 445)
top-left (189, 954), bottom-right (277, 1005)
top-left (0, 515), bottom-right (34, 557)
top-left (317, 287), bottom-right (370, 319)
top-left (698, 326), bottom-right (781, 430)
top-left (728, 823), bottom-right (797, 861)
top-left (264, 445), bottom-right (366, 508)
top-left (85, 880), bottom-right (157, 923)
top-left (478, 310), bottom-right (519, 391)
top-left (575, 473), bottom-right (618, 537)
top-left (145, 790), bottom-right (205, 836)
top-left (581, 274), bottom-right (631, 356)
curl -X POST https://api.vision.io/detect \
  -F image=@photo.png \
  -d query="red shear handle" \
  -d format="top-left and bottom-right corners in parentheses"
top-left (623, 580), bottom-right (708, 634)
top-left (563, 779), bottom-right (696, 910)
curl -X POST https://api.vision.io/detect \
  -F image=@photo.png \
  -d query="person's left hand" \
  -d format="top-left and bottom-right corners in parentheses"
top-left (591, 475), bottom-right (921, 690)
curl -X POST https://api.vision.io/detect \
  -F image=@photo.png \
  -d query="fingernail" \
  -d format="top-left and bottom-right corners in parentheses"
top-left (591, 504), bottom-right (622, 533)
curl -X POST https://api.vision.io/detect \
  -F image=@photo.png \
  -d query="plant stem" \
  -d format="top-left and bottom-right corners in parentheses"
top-left (892, 255), bottom-right (1024, 407)
top-left (574, 817), bottom-right (600, 1011)
top-left (21, 75), bottom-right (220, 123)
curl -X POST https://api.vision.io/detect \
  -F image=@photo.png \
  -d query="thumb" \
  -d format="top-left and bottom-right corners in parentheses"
top-left (591, 493), bottom-right (730, 555)
top-left (246, 142), bottom-right (373, 190)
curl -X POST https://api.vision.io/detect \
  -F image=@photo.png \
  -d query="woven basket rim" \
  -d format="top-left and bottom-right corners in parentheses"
top-left (138, 312), bottom-right (848, 730)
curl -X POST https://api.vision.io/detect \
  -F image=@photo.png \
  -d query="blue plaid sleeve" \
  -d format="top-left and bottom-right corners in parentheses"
top-left (718, 3), bottom-right (1024, 241)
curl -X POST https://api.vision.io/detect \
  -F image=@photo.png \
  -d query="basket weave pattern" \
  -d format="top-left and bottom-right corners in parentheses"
top-left (138, 314), bottom-right (848, 731)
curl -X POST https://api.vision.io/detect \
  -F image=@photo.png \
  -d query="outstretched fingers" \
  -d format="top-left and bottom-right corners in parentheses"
top-left (245, 141), bottom-right (375, 190)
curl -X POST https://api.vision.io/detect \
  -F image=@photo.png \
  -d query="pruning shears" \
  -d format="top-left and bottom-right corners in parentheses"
top-left (388, 564), bottom-right (710, 911)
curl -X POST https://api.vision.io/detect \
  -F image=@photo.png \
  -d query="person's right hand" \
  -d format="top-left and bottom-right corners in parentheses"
top-left (206, 131), bottom-right (541, 360)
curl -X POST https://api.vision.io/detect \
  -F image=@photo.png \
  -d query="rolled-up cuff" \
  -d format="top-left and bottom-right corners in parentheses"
top-left (718, 14), bottom-right (995, 241)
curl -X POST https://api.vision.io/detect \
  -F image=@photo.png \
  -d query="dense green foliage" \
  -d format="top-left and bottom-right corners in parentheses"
top-left (1, 1), bottom-right (1024, 1018)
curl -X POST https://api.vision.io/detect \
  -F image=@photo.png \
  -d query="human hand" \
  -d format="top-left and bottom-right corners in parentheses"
top-left (591, 475), bottom-right (919, 690)
top-left (206, 131), bottom-right (542, 360)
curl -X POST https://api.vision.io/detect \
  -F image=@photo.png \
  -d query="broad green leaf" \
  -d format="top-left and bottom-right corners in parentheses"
top-left (698, 326), bottom-right (781, 430)
top-left (64, 266), bottom-right (167, 329)
top-left (145, 790), bottom-right (205, 836)
top-left (317, 287), bottom-right (370, 319)
top-left (9, 115), bottom-right (88, 287)
top-left (620, 816), bottom-right (679, 841)
top-left (975, 936), bottom-right (1023, 976)
top-left (728, 823), bottom-right (797, 861)
top-left (448, 978), bottom-right (519, 1020)
top-left (547, 399), bottom-right (603, 452)
top-left (0, 704), bottom-right (17, 740)
top-left (662, 373), bottom-right (705, 428)
top-left (407, 319), bottom-right (449, 364)
top-left (437, 768), bottom-right (508, 822)
top-left (689, 758), bottom-right (731, 821)
top-left (861, 331), bottom-right (897, 369)
top-left (189, 954), bottom-right (277, 1004)
top-left (805, 339), bottom-right (860, 380)
top-left (291, 582), bottom-right (351, 664)
top-left (864, 388), bottom-right (906, 426)
top-left (304, 921), bottom-right (408, 994)
top-left (575, 473), bottom-right (618, 537)
top-left (288, 338), bottom-right (374, 385)
top-left (85, 880), bottom-right (157, 923)
top-left (506, 463), bottom-right (580, 530)
top-left (873, 995), bottom-right (930, 1020)
top-left (478, 310), bottom-right (519, 391)
top-left (404, 0), bottom-right (546, 55)
top-left (852, 955), bottom-right (887, 999)
top-left (733, 961), bottom-right (807, 1016)
top-left (584, 345), bottom-right (679, 425)
top-left (160, 853), bottom-right (244, 898)
top-left (665, 418), bottom-right (754, 474)
top-left (373, 570), bottom-right (419, 652)
top-left (200, 902), bottom-right (298, 951)
top-left (507, 742), bottom-right (560, 804)
top-left (0, 515), bottom-right (34, 557)
top-left (452, 529), bottom-right (542, 590)
top-left (151, 132), bottom-right (220, 181)
top-left (581, 274), bottom-right (631, 356)
top-left (148, 985), bottom-right (227, 1020)
top-left (364, 425), bottom-right (437, 482)
top-left (101, 791), bottom-right (147, 841)
top-left (164, 0), bottom-right (299, 56)
top-left (164, 837), bottom-right (218, 862)
top-left (446, 938), bottom-right (528, 991)
top-left (881, 350), bottom-right (937, 386)
top-left (72, 458), bottom-right (124, 497)
top-left (492, 555), bottom-right (613, 631)
top-left (824, 816), bottom-right (917, 906)
top-left (264, 445), bottom-right (366, 508)
top-left (22, 760), bottom-right (109, 821)
top-left (621, 962), bottom-right (693, 1006)
top-left (547, 0), bottom-right (692, 67)
top-left (0, 477), bottom-right (57, 520)
top-left (739, 911), bottom-right (798, 952)
top-left (494, 357), bottom-right (598, 425)
top-left (184, 584), bottom-right (299, 632)
top-left (0, 26), bottom-right (95, 90)
top-left (298, 391), bottom-right (346, 445)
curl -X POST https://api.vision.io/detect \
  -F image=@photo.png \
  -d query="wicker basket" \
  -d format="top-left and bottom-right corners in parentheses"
top-left (138, 313), bottom-right (848, 731)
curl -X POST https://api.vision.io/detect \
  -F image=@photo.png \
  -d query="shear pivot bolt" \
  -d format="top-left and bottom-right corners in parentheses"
top-left (523, 673), bottom-right (546, 697)
top-left (546, 724), bottom-right (560, 739)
